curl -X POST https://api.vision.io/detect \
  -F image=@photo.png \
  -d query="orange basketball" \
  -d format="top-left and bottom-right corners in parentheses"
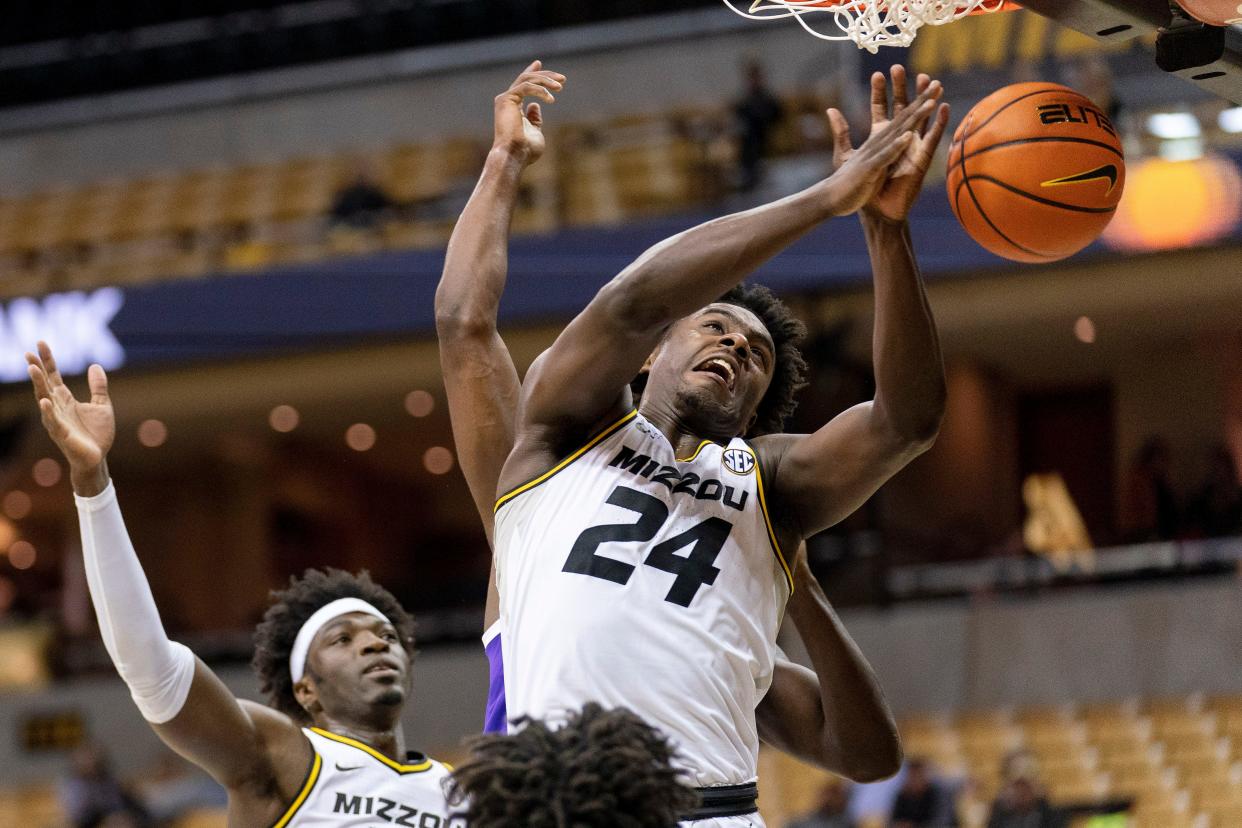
top-left (946, 82), bottom-right (1126, 263)
top-left (1174, 0), bottom-right (1242, 27)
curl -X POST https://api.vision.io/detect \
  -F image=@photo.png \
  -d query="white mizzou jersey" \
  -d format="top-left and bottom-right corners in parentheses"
top-left (271, 727), bottom-right (454, 827)
top-left (494, 409), bottom-right (794, 788)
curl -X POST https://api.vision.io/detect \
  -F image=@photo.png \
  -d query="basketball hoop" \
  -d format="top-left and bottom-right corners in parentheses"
top-left (721, 0), bottom-right (1019, 53)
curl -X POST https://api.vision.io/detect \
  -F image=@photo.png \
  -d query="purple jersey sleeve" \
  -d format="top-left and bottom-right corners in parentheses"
top-left (483, 629), bottom-right (507, 734)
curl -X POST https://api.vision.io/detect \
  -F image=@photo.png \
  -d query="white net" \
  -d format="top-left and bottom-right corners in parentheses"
top-left (721, 0), bottom-right (1009, 52)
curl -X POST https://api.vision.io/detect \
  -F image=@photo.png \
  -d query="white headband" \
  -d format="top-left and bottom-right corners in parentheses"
top-left (289, 597), bottom-right (392, 684)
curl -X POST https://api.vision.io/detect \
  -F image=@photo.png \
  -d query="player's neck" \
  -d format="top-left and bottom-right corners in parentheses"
top-left (639, 404), bottom-right (735, 455)
top-left (315, 715), bottom-right (406, 762)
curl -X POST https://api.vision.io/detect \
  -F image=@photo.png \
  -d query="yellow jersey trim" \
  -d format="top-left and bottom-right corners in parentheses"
top-left (271, 752), bottom-right (321, 828)
top-left (751, 449), bottom-right (795, 595)
top-left (309, 728), bottom-right (434, 774)
top-left (676, 440), bottom-right (713, 463)
top-left (495, 410), bottom-right (639, 513)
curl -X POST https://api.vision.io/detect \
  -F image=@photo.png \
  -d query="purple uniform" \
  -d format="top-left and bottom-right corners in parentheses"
top-left (483, 622), bottom-right (507, 734)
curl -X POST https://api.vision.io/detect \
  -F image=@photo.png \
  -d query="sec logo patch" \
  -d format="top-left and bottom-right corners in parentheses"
top-left (722, 447), bottom-right (756, 476)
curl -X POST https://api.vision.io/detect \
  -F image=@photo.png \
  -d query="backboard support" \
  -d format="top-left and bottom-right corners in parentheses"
top-left (1020, 0), bottom-right (1242, 104)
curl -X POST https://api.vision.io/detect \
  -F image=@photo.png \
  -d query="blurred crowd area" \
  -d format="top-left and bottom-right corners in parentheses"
top-left (0, 57), bottom-right (848, 299)
top-left (2, 42), bottom-right (1242, 300)
top-left (5, 692), bottom-right (1242, 827)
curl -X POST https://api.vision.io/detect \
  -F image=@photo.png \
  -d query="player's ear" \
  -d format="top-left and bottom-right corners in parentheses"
top-left (293, 673), bottom-right (320, 717)
top-left (641, 330), bottom-right (673, 373)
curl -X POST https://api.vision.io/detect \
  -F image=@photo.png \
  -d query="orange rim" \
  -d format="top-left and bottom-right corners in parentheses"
top-left (971, 0), bottom-right (1021, 14)
top-left (758, 0), bottom-right (1020, 11)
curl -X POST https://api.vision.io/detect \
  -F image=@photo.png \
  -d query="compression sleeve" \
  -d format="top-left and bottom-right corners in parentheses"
top-left (75, 481), bottom-right (196, 724)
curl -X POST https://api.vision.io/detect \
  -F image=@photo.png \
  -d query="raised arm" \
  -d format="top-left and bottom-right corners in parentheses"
top-left (508, 82), bottom-right (942, 456)
top-left (757, 552), bottom-right (901, 781)
top-left (437, 62), bottom-right (563, 540)
top-left (27, 344), bottom-right (307, 807)
top-left (762, 66), bottom-right (949, 538)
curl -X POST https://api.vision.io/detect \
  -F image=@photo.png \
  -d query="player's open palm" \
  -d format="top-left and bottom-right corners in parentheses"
top-left (825, 71), bottom-right (939, 217)
top-left (494, 60), bottom-right (565, 167)
top-left (859, 66), bottom-right (950, 223)
top-left (27, 342), bottom-right (114, 471)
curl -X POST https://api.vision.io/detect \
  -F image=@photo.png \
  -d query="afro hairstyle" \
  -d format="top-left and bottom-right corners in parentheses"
top-left (251, 568), bottom-right (416, 722)
top-left (447, 703), bottom-right (702, 827)
top-left (629, 282), bottom-right (808, 436)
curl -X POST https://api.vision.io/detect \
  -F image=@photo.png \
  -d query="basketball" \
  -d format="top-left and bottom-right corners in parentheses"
top-left (946, 82), bottom-right (1126, 263)
top-left (1174, 0), bottom-right (1242, 26)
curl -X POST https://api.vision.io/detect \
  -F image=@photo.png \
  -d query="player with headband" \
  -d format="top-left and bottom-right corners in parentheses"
top-left (26, 342), bottom-right (452, 827)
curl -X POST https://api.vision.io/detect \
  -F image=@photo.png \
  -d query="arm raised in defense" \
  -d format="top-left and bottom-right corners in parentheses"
top-left (27, 343), bottom-right (309, 821)
top-left (436, 62), bottom-right (563, 629)
top-left (437, 61), bottom-right (563, 537)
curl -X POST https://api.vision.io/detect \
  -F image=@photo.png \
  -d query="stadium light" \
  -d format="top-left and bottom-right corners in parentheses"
top-left (1219, 106), bottom-right (1242, 132)
top-left (1146, 112), bottom-right (1202, 139)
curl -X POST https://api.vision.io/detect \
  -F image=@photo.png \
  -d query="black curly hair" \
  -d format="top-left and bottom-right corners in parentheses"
top-left (252, 568), bottom-right (416, 722)
top-left (447, 703), bottom-right (701, 827)
top-left (630, 282), bottom-right (808, 436)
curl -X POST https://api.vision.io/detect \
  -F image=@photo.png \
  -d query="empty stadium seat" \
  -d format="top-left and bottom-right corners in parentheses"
top-left (112, 175), bottom-right (180, 241)
top-left (1045, 771), bottom-right (1109, 805)
top-left (0, 97), bottom-right (731, 294)
top-left (756, 747), bottom-right (842, 825)
top-left (1106, 761), bottom-right (1177, 798)
top-left (175, 809), bottom-right (228, 828)
top-left (1185, 764), bottom-right (1242, 796)
top-left (1128, 807), bottom-right (1201, 828)
top-left (1025, 724), bottom-right (1091, 758)
top-left (1200, 801), bottom-right (1242, 827)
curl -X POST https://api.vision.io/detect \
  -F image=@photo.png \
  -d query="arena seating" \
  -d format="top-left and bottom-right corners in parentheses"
top-left (758, 693), bottom-right (1242, 827)
top-left (2, 693), bottom-right (1242, 825)
top-left (0, 105), bottom-right (744, 303)
top-left (5, 81), bottom-right (1240, 305)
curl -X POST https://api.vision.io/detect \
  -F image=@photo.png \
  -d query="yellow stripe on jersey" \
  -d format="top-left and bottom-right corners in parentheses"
top-left (271, 752), bottom-right (321, 828)
top-left (676, 440), bottom-right (713, 463)
top-left (751, 449), bottom-right (795, 595)
top-left (309, 728), bottom-right (434, 774)
top-left (495, 409), bottom-right (639, 513)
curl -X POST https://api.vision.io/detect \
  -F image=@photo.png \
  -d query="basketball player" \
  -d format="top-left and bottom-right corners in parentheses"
top-left (437, 62), bottom-right (948, 821)
top-left (26, 343), bottom-right (453, 826)
top-left (448, 703), bottom-right (701, 825)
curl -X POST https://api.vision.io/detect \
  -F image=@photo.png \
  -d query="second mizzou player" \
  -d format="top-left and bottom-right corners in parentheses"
top-left (26, 343), bottom-right (453, 827)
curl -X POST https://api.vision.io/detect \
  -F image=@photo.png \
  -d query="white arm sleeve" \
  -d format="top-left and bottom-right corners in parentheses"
top-left (75, 482), bottom-right (196, 724)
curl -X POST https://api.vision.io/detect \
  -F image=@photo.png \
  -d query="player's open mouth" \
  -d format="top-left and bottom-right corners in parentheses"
top-left (363, 660), bottom-right (401, 677)
top-left (693, 356), bottom-right (737, 392)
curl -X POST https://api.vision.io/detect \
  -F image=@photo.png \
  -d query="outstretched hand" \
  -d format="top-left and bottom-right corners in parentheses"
top-left (493, 60), bottom-right (565, 167)
top-left (27, 342), bottom-right (115, 480)
top-left (829, 66), bottom-right (949, 223)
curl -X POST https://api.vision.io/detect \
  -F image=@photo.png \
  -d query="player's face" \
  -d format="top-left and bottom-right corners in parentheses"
top-left (304, 612), bottom-right (411, 723)
top-left (644, 303), bottom-right (775, 438)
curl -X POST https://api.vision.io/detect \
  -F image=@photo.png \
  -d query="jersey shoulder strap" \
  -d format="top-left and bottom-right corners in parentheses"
top-left (495, 409), bottom-right (638, 512)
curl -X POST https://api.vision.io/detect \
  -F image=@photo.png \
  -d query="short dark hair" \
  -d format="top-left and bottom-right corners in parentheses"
top-left (447, 703), bottom-right (701, 827)
top-left (252, 568), bottom-right (416, 722)
top-left (630, 282), bottom-right (808, 436)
